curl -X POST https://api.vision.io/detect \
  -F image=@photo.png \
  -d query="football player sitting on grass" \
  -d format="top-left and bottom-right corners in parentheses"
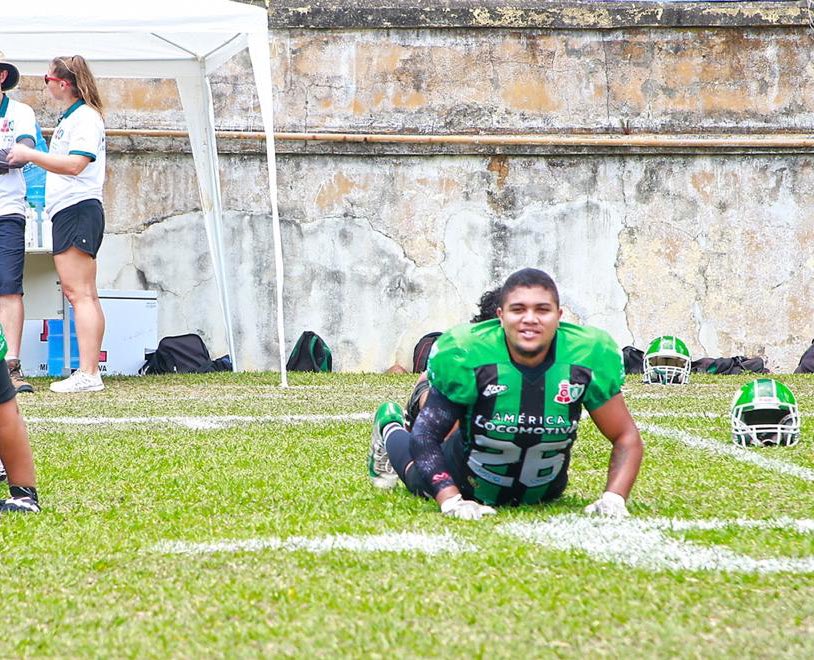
top-left (368, 268), bottom-right (643, 520)
top-left (0, 324), bottom-right (39, 513)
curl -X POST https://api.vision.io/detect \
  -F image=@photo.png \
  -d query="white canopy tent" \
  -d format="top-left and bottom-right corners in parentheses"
top-left (1, 0), bottom-right (289, 384)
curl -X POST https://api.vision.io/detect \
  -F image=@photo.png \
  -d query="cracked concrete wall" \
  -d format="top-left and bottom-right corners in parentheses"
top-left (93, 152), bottom-right (814, 372)
top-left (307, 156), bottom-right (811, 371)
top-left (11, 20), bottom-right (814, 372)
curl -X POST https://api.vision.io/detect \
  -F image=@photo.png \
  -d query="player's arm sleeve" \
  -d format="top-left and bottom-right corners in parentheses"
top-left (409, 388), bottom-right (465, 497)
top-left (583, 334), bottom-right (626, 411)
top-left (67, 116), bottom-right (103, 162)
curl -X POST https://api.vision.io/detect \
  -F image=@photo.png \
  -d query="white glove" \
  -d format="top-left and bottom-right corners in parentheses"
top-left (584, 491), bottom-right (629, 518)
top-left (440, 494), bottom-right (496, 520)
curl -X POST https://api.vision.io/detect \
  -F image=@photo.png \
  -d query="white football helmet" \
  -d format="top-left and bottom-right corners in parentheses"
top-left (643, 336), bottom-right (691, 385)
top-left (730, 378), bottom-right (801, 447)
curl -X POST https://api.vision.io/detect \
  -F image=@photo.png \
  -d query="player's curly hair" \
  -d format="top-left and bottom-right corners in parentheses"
top-left (499, 268), bottom-right (560, 307)
top-left (51, 55), bottom-right (103, 115)
top-left (470, 288), bottom-right (501, 323)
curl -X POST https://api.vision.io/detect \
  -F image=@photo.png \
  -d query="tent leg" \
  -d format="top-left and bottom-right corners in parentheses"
top-left (176, 71), bottom-right (239, 371)
top-left (249, 33), bottom-right (288, 387)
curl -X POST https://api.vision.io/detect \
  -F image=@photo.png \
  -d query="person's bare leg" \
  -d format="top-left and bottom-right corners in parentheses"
top-left (0, 294), bottom-right (34, 393)
top-left (53, 247), bottom-right (104, 374)
top-left (0, 397), bottom-right (35, 486)
top-left (0, 294), bottom-right (24, 358)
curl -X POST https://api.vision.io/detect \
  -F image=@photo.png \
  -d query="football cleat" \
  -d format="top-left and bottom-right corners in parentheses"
top-left (0, 496), bottom-right (40, 514)
top-left (0, 461), bottom-right (6, 483)
top-left (368, 401), bottom-right (404, 489)
top-left (731, 378), bottom-right (800, 447)
top-left (643, 335), bottom-right (691, 385)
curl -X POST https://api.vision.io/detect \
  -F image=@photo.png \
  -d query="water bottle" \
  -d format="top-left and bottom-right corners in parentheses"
top-left (23, 122), bottom-right (49, 250)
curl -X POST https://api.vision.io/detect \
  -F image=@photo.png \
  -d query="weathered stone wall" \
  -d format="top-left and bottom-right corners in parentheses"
top-left (268, 25), bottom-right (814, 135)
top-left (12, 1), bottom-right (814, 371)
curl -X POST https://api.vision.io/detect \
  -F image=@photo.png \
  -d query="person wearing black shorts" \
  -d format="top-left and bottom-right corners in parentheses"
top-left (0, 55), bottom-right (37, 393)
top-left (9, 55), bottom-right (107, 393)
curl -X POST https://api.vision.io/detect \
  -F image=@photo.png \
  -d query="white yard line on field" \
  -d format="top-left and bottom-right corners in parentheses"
top-left (152, 532), bottom-right (475, 556)
top-left (662, 517), bottom-right (814, 533)
top-left (152, 516), bottom-right (814, 573)
top-left (634, 411), bottom-right (722, 419)
top-left (625, 392), bottom-right (730, 401)
top-left (26, 413), bottom-right (372, 430)
top-left (501, 515), bottom-right (814, 574)
top-left (640, 423), bottom-right (814, 482)
top-left (25, 411), bottom-right (721, 430)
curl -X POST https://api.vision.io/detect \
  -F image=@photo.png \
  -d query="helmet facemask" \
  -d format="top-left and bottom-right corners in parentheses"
top-left (643, 355), bottom-right (691, 385)
top-left (731, 405), bottom-right (800, 448)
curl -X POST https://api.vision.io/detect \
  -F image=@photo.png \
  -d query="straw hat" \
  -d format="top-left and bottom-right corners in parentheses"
top-left (0, 52), bottom-right (20, 92)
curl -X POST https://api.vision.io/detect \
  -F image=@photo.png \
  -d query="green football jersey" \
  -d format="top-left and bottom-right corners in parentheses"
top-left (426, 319), bottom-right (624, 505)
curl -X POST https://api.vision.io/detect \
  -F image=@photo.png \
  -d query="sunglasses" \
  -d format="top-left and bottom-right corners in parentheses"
top-left (44, 74), bottom-right (70, 85)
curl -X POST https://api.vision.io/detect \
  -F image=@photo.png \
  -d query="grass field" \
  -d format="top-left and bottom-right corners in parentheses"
top-left (2, 372), bottom-right (814, 657)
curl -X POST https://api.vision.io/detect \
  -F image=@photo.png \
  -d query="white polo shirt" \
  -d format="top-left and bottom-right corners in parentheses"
top-left (45, 100), bottom-right (106, 218)
top-left (0, 94), bottom-right (37, 218)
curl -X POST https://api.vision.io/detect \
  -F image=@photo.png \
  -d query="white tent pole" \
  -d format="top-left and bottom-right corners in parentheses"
top-left (249, 31), bottom-right (288, 387)
top-left (176, 69), bottom-right (239, 370)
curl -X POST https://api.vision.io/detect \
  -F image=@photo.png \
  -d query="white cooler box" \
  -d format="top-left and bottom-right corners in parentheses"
top-left (21, 289), bottom-right (158, 376)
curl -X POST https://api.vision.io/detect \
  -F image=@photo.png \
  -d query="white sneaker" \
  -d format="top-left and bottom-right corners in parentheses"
top-left (50, 370), bottom-right (104, 393)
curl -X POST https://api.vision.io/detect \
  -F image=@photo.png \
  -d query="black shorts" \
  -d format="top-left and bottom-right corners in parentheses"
top-left (404, 377), bottom-right (431, 431)
top-left (0, 214), bottom-right (26, 295)
top-left (0, 360), bottom-right (17, 404)
top-left (52, 199), bottom-right (105, 258)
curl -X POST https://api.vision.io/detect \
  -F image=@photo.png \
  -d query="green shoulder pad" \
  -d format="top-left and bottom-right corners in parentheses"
top-left (559, 323), bottom-right (624, 411)
top-left (427, 320), bottom-right (503, 405)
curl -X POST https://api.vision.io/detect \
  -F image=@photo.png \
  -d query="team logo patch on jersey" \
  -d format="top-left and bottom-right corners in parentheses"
top-left (554, 380), bottom-right (585, 404)
top-left (482, 384), bottom-right (508, 398)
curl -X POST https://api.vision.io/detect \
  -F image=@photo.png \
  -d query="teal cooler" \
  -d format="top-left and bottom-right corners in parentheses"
top-left (47, 319), bottom-right (79, 376)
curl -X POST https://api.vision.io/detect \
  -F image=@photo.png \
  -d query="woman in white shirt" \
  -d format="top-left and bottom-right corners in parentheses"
top-left (9, 55), bottom-right (106, 393)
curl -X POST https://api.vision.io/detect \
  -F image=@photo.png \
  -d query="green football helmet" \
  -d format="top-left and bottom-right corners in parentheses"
top-left (730, 379), bottom-right (800, 447)
top-left (642, 335), bottom-right (691, 385)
